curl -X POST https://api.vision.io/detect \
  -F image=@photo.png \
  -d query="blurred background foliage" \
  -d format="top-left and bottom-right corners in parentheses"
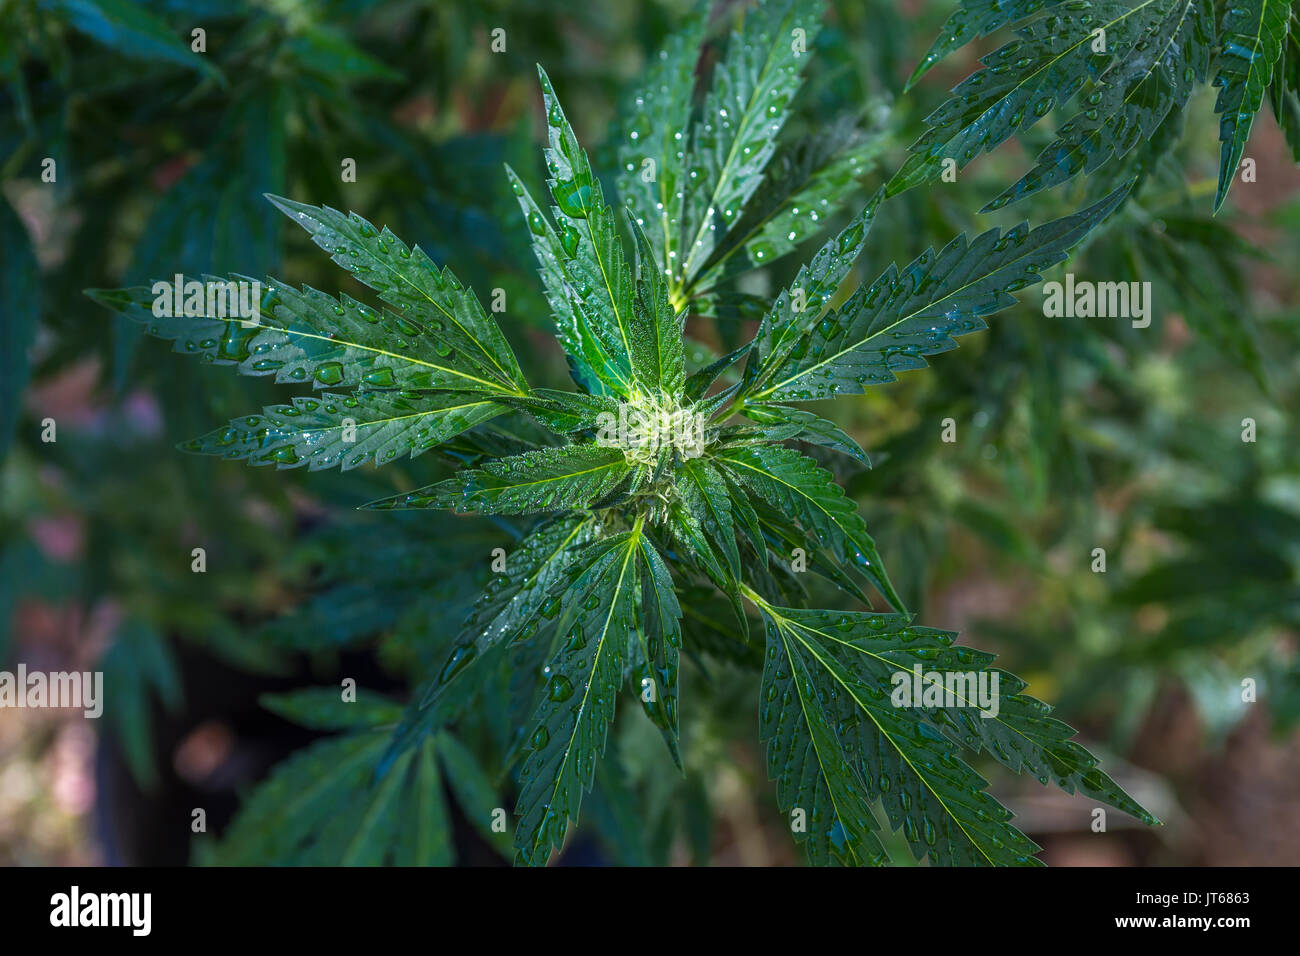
top-left (2, 0), bottom-right (1298, 865)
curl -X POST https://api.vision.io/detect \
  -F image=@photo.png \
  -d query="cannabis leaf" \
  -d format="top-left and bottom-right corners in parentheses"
top-left (515, 522), bottom-right (645, 865)
top-left (1214, 0), bottom-right (1294, 211)
top-left (216, 689), bottom-right (508, 865)
top-left (737, 183), bottom-right (1132, 404)
top-left (895, 0), bottom-right (1300, 213)
top-left (750, 598), bottom-right (1155, 865)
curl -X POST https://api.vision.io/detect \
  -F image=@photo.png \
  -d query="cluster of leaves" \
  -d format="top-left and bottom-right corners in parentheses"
top-left (895, 0), bottom-right (1300, 213)
top-left (0, 0), bottom-right (688, 818)
top-left (89, 0), bottom-right (1177, 866)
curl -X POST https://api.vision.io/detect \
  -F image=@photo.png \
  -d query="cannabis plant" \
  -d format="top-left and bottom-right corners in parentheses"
top-left (89, 0), bottom-right (1167, 866)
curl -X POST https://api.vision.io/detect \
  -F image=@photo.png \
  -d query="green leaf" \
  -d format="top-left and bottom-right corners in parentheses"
top-left (890, 1), bottom-right (1210, 202)
top-left (215, 730), bottom-right (499, 866)
top-left (716, 444), bottom-right (902, 610)
top-left (676, 0), bottom-right (827, 292)
top-left (505, 164), bottom-right (622, 396)
top-left (285, 25), bottom-right (403, 83)
top-left (745, 491), bottom-right (876, 606)
top-left (630, 216), bottom-right (687, 397)
top-left (404, 737), bottom-right (454, 867)
top-left (266, 195), bottom-right (529, 395)
top-left (49, 0), bottom-right (225, 85)
top-left (752, 597), bottom-right (1044, 865)
top-left (215, 733), bottom-right (413, 868)
top-left (758, 604), bottom-right (890, 865)
top-left (692, 118), bottom-right (888, 294)
top-left (742, 194), bottom-right (880, 398)
top-left (981, 0), bottom-right (1213, 211)
top-left (182, 391), bottom-right (506, 471)
top-left (906, 0), bottom-right (1068, 92)
top-left (633, 536), bottom-right (683, 767)
top-left (515, 523), bottom-right (644, 865)
top-left (664, 489), bottom-right (738, 602)
top-left (533, 67), bottom-right (640, 395)
top-left (101, 620), bottom-right (182, 790)
top-left (755, 599), bottom-right (1159, 862)
top-left (365, 443), bottom-right (631, 515)
top-left (1213, 0), bottom-right (1293, 211)
top-left (897, 648), bottom-right (1159, 824)
top-left (215, 733), bottom-right (397, 865)
top-left (436, 733), bottom-right (513, 856)
top-left (377, 516), bottom-right (598, 776)
top-left (88, 276), bottom-right (520, 396)
top-left (260, 687), bottom-right (403, 731)
top-left (743, 403), bottom-right (870, 464)
top-left (618, 7), bottom-right (708, 277)
top-left (683, 344), bottom-right (748, 402)
top-left (436, 515), bottom-right (597, 674)
top-left (678, 457), bottom-right (741, 582)
top-left (502, 389), bottom-right (621, 433)
top-left (745, 183), bottom-right (1131, 403)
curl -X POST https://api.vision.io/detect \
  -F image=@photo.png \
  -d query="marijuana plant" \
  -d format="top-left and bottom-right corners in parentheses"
top-left (89, 0), bottom-right (1162, 866)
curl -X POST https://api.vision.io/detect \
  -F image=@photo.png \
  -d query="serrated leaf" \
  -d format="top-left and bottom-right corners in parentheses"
top-left (746, 183), bottom-right (1131, 403)
top-left (746, 494), bottom-right (875, 606)
top-left (683, 343), bottom-right (749, 402)
top-left (183, 390), bottom-right (506, 471)
top-left (88, 276), bottom-right (521, 396)
top-left (754, 599), bottom-right (1042, 865)
top-left (630, 215), bottom-right (687, 396)
top-left (633, 536), bottom-right (683, 767)
top-left (376, 516), bottom-right (598, 778)
top-left (717, 444), bottom-right (902, 610)
top-left (890, 1), bottom-right (1210, 202)
top-left (758, 604), bottom-right (890, 865)
top-left (266, 194), bottom-right (529, 395)
top-left (755, 600), bottom-right (1158, 864)
top-left (906, 0), bottom-right (1069, 92)
top-left (216, 730), bottom-right (500, 866)
top-left (514, 524), bottom-right (644, 865)
top-left (505, 164), bottom-right (622, 395)
top-left (676, 0), bottom-right (827, 290)
top-left (692, 118), bottom-right (887, 294)
top-left (982, 0), bottom-right (1213, 211)
top-left (503, 389), bottom-right (622, 433)
top-left (743, 194), bottom-right (880, 395)
top-left (1213, 0), bottom-right (1293, 211)
top-left (618, 7), bottom-right (708, 276)
top-left (533, 67), bottom-right (642, 395)
top-left (681, 456), bottom-right (742, 578)
top-left (743, 403), bottom-right (869, 464)
top-left (363, 444), bottom-right (631, 515)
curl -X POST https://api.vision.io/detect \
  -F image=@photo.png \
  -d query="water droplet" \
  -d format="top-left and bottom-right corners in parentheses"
top-left (547, 674), bottom-right (574, 702)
